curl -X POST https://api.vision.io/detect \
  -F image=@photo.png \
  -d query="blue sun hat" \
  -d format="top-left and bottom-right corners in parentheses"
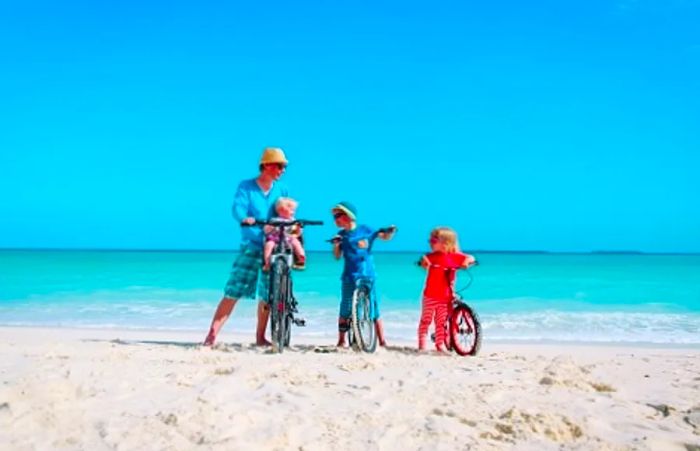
top-left (332, 201), bottom-right (357, 220)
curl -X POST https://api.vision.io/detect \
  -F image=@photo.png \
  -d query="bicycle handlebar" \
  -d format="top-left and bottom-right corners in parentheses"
top-left (241, 219), bottom-right (324, 227)
top-left (326, 225), bottom-right (397, 243)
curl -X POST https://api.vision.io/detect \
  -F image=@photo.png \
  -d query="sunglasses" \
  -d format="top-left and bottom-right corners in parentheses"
top-left (265, 163), bottom-right (287, 170)
top-left (333, 212), bottom-right (347, 219)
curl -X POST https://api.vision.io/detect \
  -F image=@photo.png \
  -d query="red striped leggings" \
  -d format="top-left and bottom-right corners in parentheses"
top-left (418, 297), bottom-right (451, 350)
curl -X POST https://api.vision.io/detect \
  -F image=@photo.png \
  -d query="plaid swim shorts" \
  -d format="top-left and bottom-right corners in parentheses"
top-left (223, 247), bottom-right (270, 301)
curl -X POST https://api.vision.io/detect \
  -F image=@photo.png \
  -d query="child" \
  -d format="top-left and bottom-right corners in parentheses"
top-left (418, 227), bottom-right (476, 352)
top-left (263, 197), bottom-right (306, 271)
top-left (330, 201), bottom-right (396, 347)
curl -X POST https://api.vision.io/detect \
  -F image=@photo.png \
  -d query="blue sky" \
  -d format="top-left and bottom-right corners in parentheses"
top-left (1, 0), bottom-right (698, 252)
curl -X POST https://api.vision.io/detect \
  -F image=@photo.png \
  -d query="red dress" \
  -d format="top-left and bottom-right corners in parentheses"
top-left (418, 252), bottom-right (468, 350)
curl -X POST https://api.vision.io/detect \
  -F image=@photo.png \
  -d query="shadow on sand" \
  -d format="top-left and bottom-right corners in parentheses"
top-left (85, 338), bottom-right (425, 356)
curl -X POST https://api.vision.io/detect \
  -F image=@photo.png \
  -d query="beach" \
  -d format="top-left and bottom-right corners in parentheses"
top-left (3, 0), bottom-right (699, 448)
top-left (1, 326), bottom-right (698, 450)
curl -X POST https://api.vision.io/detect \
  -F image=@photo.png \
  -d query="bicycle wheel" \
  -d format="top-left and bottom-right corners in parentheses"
top-left (269, 257), bottom-right (289, 353)
top-left (450, 304), bottom-right (482, 356)
top-left (351, 285), bottom-right (377, 353)
top-left (283, 278), bottom-right (292, 347)
top-left (347, 324), bottom-right (355, 348)
top-left (283, 315), bottom-right (291, 347)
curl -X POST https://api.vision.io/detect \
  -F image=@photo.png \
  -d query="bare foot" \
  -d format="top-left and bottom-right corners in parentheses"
top-left (203, 330), bottom-right (216, 347)
top-left (256, 339), bottom-right (272, 347)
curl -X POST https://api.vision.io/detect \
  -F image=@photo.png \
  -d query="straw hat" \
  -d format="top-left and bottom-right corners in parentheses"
top-left (260, 147), bottom-right (288, 165)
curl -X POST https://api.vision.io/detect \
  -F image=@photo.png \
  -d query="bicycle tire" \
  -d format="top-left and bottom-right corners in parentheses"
top-left (284, 315), bottom-right (291, 347)
top-left (351, 285), bottom-right (377, 353)
top-left (450, 304), bottom-right (482, 356)
top-left (269, 257), bottom-right (288, 353)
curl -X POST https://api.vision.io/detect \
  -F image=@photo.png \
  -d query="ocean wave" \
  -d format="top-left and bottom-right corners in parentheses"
top-left (477, 311), bottom-right (700, 345)
top-left (2, 287), bottom-right (700, 345)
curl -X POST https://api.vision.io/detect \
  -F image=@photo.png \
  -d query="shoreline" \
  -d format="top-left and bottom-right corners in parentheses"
top-left (1, 324), bottom-right (699, 350)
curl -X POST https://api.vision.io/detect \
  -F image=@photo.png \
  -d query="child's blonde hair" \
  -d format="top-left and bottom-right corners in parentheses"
top-left (430, 227), bottom-right (460, 253)
top-left (276, 197), bottom-right (298, 212)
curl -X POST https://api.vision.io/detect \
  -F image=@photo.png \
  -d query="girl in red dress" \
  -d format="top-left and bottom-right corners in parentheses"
top-left (418, 227), bottom-right (476, 352)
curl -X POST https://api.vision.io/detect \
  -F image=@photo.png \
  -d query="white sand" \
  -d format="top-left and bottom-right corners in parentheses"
top-left (1, 327), bottom-right (698, 451)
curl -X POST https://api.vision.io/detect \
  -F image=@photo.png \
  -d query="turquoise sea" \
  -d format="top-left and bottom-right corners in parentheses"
top-left (1, 250), bottom-right (699, 345)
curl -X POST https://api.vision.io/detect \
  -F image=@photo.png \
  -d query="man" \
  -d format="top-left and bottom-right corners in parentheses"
top-left (203, 147), bottom-right (289, 346)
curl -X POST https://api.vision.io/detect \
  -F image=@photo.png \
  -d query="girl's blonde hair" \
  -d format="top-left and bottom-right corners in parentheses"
top-left (430, 227), bottom-right (460, 253)
top-left (276, 197), bottom-right (298, 212)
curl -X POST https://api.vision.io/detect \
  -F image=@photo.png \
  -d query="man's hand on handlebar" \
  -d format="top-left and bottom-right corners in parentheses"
top-left (242, 217), bottom-right (256, 225)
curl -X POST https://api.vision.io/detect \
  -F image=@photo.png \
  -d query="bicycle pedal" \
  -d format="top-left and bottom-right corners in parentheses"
top-left (293, 318), bottom-right (306, 327)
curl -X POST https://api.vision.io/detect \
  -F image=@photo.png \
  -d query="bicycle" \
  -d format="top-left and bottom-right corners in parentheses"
top-left (329, 226), bottom-right (397, 353)
top-left (244, 218), bottom-right (323, 353)
top-left (417, 259), bottom-right (482, 356)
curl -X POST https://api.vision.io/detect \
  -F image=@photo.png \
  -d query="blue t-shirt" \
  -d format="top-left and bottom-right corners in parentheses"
top-left (232, 178), bottom-right (289, 249)
top-left (339, 224), bottom-right (379, 281)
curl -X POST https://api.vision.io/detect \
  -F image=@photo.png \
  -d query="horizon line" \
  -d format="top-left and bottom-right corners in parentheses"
top-left (1, 247), bottom-right (699, 256)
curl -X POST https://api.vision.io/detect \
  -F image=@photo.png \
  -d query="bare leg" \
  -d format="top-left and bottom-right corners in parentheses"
top-left (256, 301), bottom-right (271, 346)
top-left (290, 236), bottom-right (305, 259)
top-left (289, 236), bottom-right (306, 267)
top-left (203, 297), bottom-right (238, 346)
top-left (375, 318), bottom-right (387, 346)
top-left (263, 241), bottom-right (275, 270)
top-left (337, 318), bottom-right (349, 347)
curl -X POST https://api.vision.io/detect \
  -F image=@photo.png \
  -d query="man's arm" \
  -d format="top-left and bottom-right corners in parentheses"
top-left (232, 182), bottom-right (254, 224)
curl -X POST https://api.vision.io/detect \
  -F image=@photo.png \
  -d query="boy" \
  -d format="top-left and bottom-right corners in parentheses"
top-left (330, 201), bottom-right (396, 347)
